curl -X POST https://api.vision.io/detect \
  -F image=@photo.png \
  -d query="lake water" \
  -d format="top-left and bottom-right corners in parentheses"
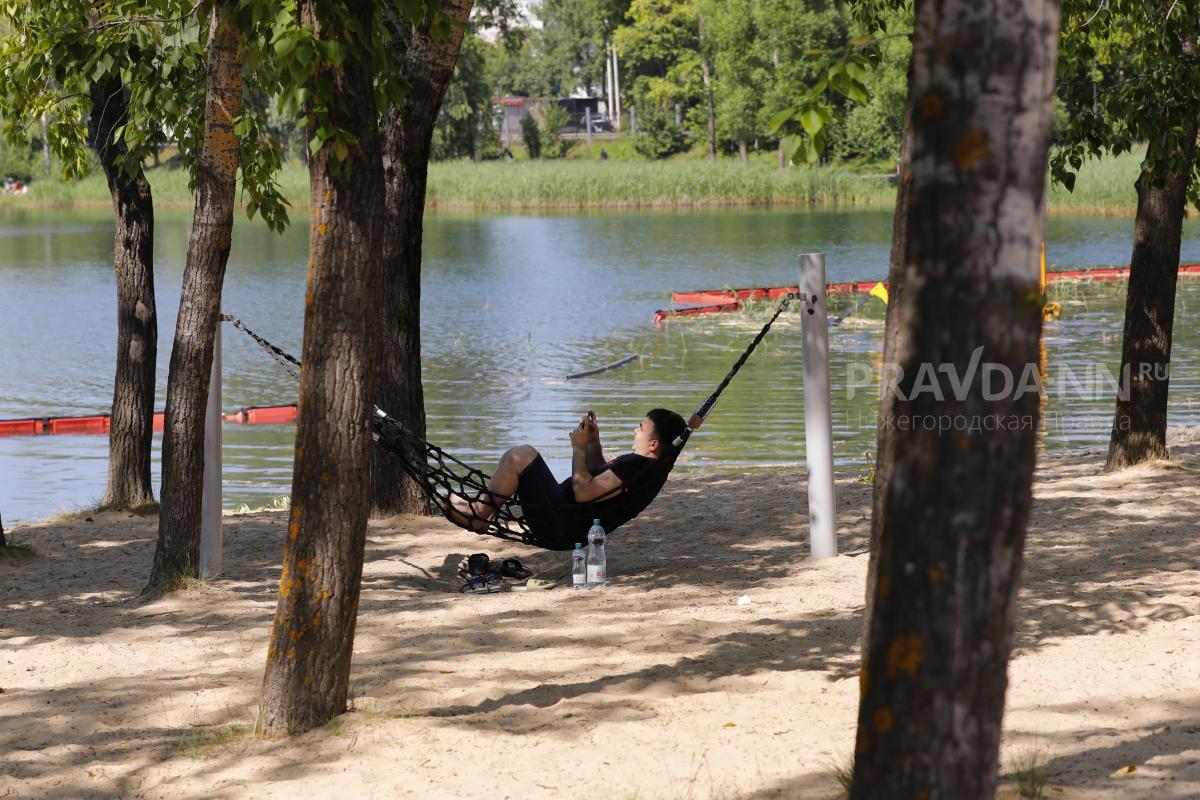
top-left (3, 205), bottom-right (1200, 523)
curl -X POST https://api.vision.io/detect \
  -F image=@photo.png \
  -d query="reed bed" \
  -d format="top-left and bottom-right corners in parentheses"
top-left (0, 151), bottom-right (1146, 215)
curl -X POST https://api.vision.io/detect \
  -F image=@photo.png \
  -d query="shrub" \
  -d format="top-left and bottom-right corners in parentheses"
top-left (539, 103), bottom-right (571, 158)
top-left (520, 114), bottom-right (542, 158)
top-left (633, 105), bottom-right (690, 160)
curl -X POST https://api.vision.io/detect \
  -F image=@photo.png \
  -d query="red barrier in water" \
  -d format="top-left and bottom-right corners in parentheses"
top-left (0, 418), bottom-right (43, 437)
top-left (0, 404), bottom-right (299, 438)
top-left (661, 263), bottom-right (1200, 324)
top-left (46, 415), bottom-right (110, 435)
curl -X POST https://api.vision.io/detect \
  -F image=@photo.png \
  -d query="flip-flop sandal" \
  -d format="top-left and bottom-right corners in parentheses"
top-left (460, 570), bottom-right (505, 594)
top-left (494, 557), bottom-right (533, 581)
top-left (511, 578), bottom-right (555, 592)
top-left (458, 553), bottom-right (491, 580)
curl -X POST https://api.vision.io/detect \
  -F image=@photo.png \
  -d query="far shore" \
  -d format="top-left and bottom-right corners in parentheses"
top-left (0, 196), bottom-right (1144, 217)
top-left (0, 153), bottom-right (1145, 217)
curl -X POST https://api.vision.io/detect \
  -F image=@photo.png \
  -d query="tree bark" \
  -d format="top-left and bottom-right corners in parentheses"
top-left (850, 1), bottom-right (1061, 797)
top-left (89, 75), bottom-right (158, 511)
top-left (698, 15), bottom-right (716, 161)
top-left (862, 40), bottom-right (916, 647)
top-left (1105, 90), bottom-right (1198, 469)
top-left (260, 0), bottom-right (385, 736)
top-left (146, 3), bottom-right (242, 589)
top-left (373, 0), bottom-right (474, 517)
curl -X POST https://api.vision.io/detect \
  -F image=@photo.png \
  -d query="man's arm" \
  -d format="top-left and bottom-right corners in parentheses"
top-left (571, 444), bottom-right (624, 502)
top-left (585, 415), bottom-right (605, 472)
top-left (570, 418), bottom-right (622, 503)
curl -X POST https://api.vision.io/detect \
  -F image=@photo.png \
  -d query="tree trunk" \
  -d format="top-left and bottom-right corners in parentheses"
top-left (850, 1), bottom-right (1060, 797)
top-left (373, 0), bottom-right (474, 517)
top-left (89, 75), bottom-right (158, 512)
top-left (145, 3), bottom-right (242, 589)
top-left (1105, 125), bottom-right (1197, 469)
top-left (40, 115), bottom-right (51, 175)
top-left (862, 44), bottom-right (917, 648)
top-left (260, 0), bottom-right (385, 736)
top-left (698, 16), bottom-right (716, 161)
top-left (1, 510), bottom-right (6, 547)
top-left (738, 140), bottom-right (747, 164)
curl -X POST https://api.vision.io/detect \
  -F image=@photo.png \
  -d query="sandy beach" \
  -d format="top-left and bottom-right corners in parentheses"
top-left (3, 431), bottom-right (1199, 799)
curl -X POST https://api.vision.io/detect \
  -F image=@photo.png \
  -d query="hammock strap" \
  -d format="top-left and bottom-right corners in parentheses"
top-left (673, 293), bottom-right (795, 449)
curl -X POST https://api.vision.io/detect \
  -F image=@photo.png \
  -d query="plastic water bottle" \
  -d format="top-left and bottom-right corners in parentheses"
top-left (586, 519), bottom-right (607, 588)
top-left (571, 543), bottom-right (587, 589)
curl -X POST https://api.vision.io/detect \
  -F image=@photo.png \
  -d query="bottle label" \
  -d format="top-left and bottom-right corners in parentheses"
top-left (587, 565), bottom-right (606, 582)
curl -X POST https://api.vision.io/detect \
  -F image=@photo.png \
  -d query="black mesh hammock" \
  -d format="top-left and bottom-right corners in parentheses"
top-left (223, 293), bottom-right (795, 546)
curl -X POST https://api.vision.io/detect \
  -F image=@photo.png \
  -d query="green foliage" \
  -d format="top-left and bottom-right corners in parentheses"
top-left (767, 30), bottom-right (892, 165)
top-left (1053, 0), bottom-right (1200, 202)
top-left (633, 103), bottom-right (690, 159)
top-left (484, 34), bottom-right (558, 96)
top-left (0, 125), bottom-right (40, 178)
top-left (539, 102), bottom-right (571, 158)
top-left (615, 0), bottom-right (701, 111)
top-left (433, 35), bottom-right (492, 160)
top-left (520, 113), bottom-right (542, 158)
top-left (539, 0), bottom-right (631, 94)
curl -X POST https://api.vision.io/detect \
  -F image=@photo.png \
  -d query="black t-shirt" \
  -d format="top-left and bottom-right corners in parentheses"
top-left (561, 453), bottom-right (671, 537)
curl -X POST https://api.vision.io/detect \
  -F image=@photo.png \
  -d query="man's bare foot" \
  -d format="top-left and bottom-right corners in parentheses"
top-left (447, 492), bottom-right (497, 533)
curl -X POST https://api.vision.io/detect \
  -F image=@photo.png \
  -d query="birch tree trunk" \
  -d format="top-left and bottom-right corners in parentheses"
top-left (89, 75), bottom-right (158, 512)
top-left (851, 1), bottom-right (1061, 797)
top-left (260, 0), bottom-right (385, 735)
top-left (373, 0), bottom-right (474, 517)
top-left (146, 3), bottom-right (242, 589)
top-left (698, 15), bottom-right (716, 161)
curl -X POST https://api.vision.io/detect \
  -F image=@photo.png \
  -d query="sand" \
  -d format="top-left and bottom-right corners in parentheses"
top-left (3, 431), bottom-right (1199, 799)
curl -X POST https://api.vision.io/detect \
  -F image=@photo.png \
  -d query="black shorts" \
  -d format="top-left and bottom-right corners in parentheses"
top-left (516, 455), bottom-right (583, 550)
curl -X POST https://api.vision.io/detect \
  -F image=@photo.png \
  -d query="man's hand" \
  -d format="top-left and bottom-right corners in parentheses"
top-left (582, 409), bottom-right (600, 445)
top-left (569, 421), bottom-right (589, 449)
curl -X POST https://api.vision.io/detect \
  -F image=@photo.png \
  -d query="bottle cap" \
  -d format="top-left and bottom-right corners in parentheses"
top-left (575, 543), bottom-right (582, 548)
top-left (593, 518), bottom-right (601, 525)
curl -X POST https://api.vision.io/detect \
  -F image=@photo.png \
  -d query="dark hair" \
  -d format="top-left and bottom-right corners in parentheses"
top-left (646, 408), bottom-right (687, 463)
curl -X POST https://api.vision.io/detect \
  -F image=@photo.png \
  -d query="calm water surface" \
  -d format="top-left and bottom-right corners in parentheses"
top-left (2, 205), bottom-right (1200, 522)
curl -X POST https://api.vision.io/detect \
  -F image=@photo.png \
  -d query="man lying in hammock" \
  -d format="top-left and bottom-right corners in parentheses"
top-left (448, 408), bottom-right (688, 550)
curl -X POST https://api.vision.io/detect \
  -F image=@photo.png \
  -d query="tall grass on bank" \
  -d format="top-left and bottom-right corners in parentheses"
top-left (1046, 150), bottom-right (1141, 215)
top-left (0, 149), bottom-right (1146, 214)
top-left (426, 159), bottom-right (896, 209)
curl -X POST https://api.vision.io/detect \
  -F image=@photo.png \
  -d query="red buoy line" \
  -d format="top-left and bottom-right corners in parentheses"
top-left (0, 405), bottom-right (298, 438)
top-left (655, 262), bottom-right (1200, 325)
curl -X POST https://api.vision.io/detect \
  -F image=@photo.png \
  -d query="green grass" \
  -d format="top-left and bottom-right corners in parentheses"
top-left (0, 541), bottom-right (36, 559)
top-left (1046, 150), bottom-right (1142, 215)
top-left (176, 723), bottom-right (254, 759)
top-left (1006, 747), bottom-right (1053, 799)
top-left (0, 147), bottom-right (1147, 214)
top-left (426, 158), bottom-right (896, 209)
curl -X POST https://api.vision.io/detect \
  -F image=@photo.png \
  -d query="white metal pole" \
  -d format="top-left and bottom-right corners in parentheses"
top-left (612, 46), bottom-right (622, 130)
top-left (200, 317), bottom-right (223, 578)
top-left (605, 46), bottom-right (614, 121)
top-left (799, 253), bottom-right (837, 559)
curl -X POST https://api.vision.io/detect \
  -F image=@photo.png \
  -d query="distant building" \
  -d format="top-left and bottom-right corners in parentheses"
top-left (475, 0), bottom-right (543, 43)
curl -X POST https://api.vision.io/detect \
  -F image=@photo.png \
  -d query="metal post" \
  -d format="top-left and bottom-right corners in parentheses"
top-left (612, 46), bottom-right (622, 130)
top-left (630, 105), bottom-right (637, 135)
top-left (585, 107), bottom-right (593, 147)
top-left (604, 47), bottom-right (613, 121)
top-left (799, 253), bottom-right (837, 559)
top-left (200, 318), bottom-right (223, 578)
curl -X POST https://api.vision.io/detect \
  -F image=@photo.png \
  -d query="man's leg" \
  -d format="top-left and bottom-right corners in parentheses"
top-left (448, 445), bottom-right (539, 532)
